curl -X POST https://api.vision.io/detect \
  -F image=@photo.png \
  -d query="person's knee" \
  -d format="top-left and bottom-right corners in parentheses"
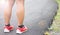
top-left (17, 0), bottom-right (24, 1)
top-left (6, 0), bottom-right (15, 6)
top-left (16, 0), bottom-right (24, 3)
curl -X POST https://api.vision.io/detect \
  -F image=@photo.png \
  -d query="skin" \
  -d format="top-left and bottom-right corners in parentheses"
top-left (4, 0), bottom-right (24, 26)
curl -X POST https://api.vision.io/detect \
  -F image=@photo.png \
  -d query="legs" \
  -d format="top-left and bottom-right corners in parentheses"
top-left (4, 0), bottom-right (27, 33)
top-left (4, 0), bottom-right (24, 27)
top-left (16, 0), bottom-right (28, 34)
top-left (4, 0), bottom-right (15, 32)
top-left (16, 0), bottom-right (24, 26)
top-left (4, 0), bottom-right (15, 25)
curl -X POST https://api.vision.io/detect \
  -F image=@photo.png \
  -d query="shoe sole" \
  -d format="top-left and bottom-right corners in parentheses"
top-left (4, 28), bottom-right (10, 32)
top-left (4, 27), bottom-right (14, 33)
top-left (16, 29), bottom-right (28, 34)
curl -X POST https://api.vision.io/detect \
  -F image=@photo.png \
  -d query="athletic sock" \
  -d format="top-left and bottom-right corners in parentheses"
top-left (5, 24), bottom-right (10, 26)
top-left (18, 25), bottom-right (24, 28)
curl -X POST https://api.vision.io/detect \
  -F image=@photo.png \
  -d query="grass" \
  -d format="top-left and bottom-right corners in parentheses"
top-left (44, 0), bottom-right (60, 35)
top-left (50, 0), bottom-right (60, 32)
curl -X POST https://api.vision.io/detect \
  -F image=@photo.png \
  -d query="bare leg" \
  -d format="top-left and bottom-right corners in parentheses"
top-left (16, 0), bottom-right (28, 33)
top-left (16, 0), bottom-right (24, 26)
top-left (4, 0), bottom-right (15, 25)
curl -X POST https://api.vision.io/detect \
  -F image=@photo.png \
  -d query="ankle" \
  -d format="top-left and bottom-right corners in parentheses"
top-left (18, 25), bottom-right (24, 28)
top-left (5, 24), bottom-right (10, 26)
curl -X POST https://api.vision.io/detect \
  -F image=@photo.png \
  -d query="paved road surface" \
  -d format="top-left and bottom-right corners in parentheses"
top-left (0, 0), bottom-right (58, 35)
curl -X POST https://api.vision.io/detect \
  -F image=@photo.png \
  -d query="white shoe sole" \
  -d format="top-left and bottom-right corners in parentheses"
top-left (16, 29), bottom-right (23, 34)
top-left (16, 29), bottom-right (28, 34)
top-left (4, 28), bottom-right (10, 32)
top-left (4, 28), bottom-right (13, 32)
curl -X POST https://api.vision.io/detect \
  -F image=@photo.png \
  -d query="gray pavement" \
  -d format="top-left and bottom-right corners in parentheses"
top-left (0, 0), bottom-right (58, 35)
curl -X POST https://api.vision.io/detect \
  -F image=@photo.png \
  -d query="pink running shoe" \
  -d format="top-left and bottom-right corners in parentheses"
top-left (16, 26), bottom-right (28, 34)
top-left (4, 26), bottom-right (13, 32)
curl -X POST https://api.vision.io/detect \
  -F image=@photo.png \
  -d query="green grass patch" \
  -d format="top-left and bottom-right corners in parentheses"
top-left (50, 0), bottom-right (60, 32)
